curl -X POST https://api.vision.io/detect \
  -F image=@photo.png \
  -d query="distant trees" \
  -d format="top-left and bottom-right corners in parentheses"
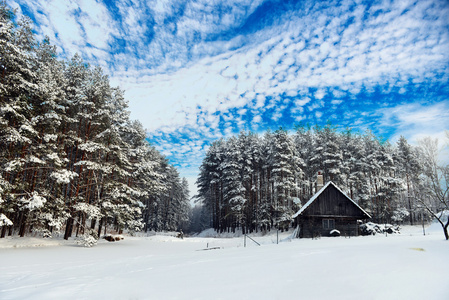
top-left (196, 129), bottom-right (300, 234)
top-left (415, 136), bottom-right (449, 240)
top-left (0, 3), bottom-right (190, 240)
top-left (196, 125), bottom-right (448, 238)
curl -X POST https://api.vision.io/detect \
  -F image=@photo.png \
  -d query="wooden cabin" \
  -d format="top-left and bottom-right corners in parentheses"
top-left (292, 181), bottom-right (371, 238)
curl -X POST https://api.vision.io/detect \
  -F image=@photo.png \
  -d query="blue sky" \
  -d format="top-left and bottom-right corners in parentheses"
top-left (8, 0), bottom-right (449, 196)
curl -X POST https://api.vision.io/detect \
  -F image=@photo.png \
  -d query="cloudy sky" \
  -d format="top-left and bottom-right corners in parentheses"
top-left (7, 0), bottom-right (449, 196)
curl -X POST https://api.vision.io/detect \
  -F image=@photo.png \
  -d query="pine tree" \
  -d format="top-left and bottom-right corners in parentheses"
top-left (268, 129), bottom-right (301, 230)
top-left (196, 140), bottom-right (225, 232)
top-left (237, 131), bottom-right (262, 233)
top-left (294, 124), bottom-right (315, 200)
top-left (396, 136), bottom-right (421, 224)
top-left (0, 6), bottom-right (40, 237)
top-left (221, 136), bottom-right (245, 233)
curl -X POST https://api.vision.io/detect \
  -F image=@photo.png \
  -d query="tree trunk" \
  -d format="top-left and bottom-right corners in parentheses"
top-left (64, 217), bottom-right (74, 240)
top-left (406, 173), bottom-right (413, 225)
top-left (18, 212), bottom-right (27, 237)
top-left (444, 221), bottom-right (449, 241)
top-left (97, 217), bottom-right (103, 237)
top-left (75, 213), bottom-right (81, 237)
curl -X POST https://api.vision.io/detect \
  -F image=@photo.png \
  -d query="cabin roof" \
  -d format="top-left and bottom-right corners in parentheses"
top-left (292, 181), bottom-right (371, 219)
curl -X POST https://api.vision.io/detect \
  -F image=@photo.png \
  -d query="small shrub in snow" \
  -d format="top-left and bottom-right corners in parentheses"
top-left (76, 230), bottom-right (99, 247)
top-left (33, 229), bottom-right (53, 238)
top-left (0, 213), bottom-right (13, 226)
top-left (359, 222), bottom-right (400, 235)
top-left (126, 219), bottom-right (144, 236)
top-left (383, 224), bottom-right (400, 234)
top-left (391, 207), bottom-right (410, 223)
top-left (360, 222), bottom-right (380, 235)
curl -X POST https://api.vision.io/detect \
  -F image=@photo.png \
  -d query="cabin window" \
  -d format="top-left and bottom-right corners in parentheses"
top-left (322, 219), bottom-right (335, 229)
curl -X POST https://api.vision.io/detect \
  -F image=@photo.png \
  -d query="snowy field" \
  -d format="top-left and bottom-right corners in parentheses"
top-left (1, 225), bottom-right (448, 300)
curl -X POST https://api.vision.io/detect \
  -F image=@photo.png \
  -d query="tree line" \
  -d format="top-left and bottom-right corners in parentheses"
top-left (0, 3), bottom-right (190, 242)
top-left (195, 126), bottom-right (449, 238)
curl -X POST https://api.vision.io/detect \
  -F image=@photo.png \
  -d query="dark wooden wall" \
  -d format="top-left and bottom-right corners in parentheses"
top-left (298, 217), bottom-right (359, 238)
top-left (302, 184), bottom-right (366, 219)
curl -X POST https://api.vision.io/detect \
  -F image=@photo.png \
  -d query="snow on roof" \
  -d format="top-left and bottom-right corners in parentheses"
top-left (292, 181), bottom-right (371, 219)
top-left (292, 182), bottom-right (330, 218)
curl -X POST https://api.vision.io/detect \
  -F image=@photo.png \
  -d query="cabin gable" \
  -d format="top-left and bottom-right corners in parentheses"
top-left (293, 181), bottom-right (370, 238)
top-left (303, 184), bottom-right (368, 219)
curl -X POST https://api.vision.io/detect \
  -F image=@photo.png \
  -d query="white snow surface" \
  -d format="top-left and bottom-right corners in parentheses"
top-left (0, 226), bottom-right (448, 300)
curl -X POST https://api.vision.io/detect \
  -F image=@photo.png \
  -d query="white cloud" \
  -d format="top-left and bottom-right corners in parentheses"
top-left (381, 102), bottom-right (449, 145)
top-left (314, 89), bottom-right (326, 100)
top-left (8, 0), bottom-right (117, 60)
top-left (77, 0), bottom-right (115, 48)
top-left (331, 100), bottom-right (343, 105)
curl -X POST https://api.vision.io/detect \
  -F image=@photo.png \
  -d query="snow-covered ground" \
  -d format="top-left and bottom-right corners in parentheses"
top-left (0, 225), bottom-right (448, 300)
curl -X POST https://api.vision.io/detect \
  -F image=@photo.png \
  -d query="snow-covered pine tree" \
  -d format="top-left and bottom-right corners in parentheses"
top-left (196, 139), bottom-right (225, 232)
top-left (237, 131), bottom-right (262, 233)
top-left (258, 131), bottom-right (274, 231)
top-left (314, 123), bottom-right (344, 185)
top-left (27, 37), bottom-right (70, 236)
top-left (220, 136), bottom-right (245, 233)
top-left (267, 128), bottom-right (301, 230)
top-left (293, 124), bottom-right (315, 201)
top-left (363, 133), bottom-right (403, 223)
top-left (345, 131), bottom-right (371, 210)
top-left (106, 119), bottom-right (147, 235)
top-left (338, 128), bottom-right (368, 201)
top-left (138, 145), bottom-right (166, 232)
top-left (178, 177), bottom-right (191, 231)
top-left (396, 136), bottom-right (422, 225)
top-left (0, 6), bottom-right (41, 237)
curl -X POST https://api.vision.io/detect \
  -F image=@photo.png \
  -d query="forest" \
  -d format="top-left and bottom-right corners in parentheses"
top-left (194, 127), bottom-right (449, 238)
top-left (0, 3), bottom-right (191, 243)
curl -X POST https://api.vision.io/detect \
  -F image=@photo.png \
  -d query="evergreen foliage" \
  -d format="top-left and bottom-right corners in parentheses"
top-left (0, 3), bottom-right (190, 240)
